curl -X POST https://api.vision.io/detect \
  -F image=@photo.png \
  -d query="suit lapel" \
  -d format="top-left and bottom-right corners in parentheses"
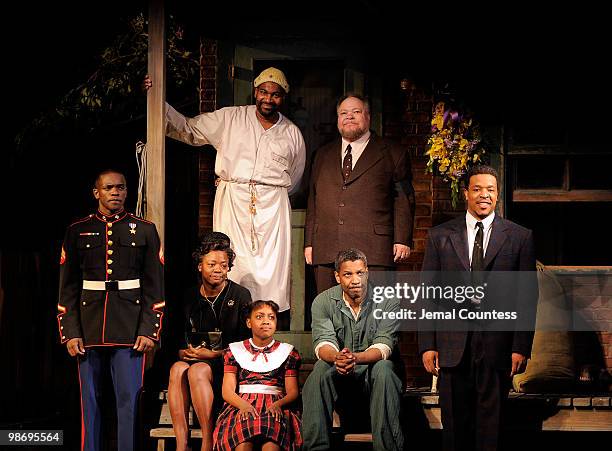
top-left (316, 139), bottom-right (345, 184)
top-left (449, 219), bottom-right (470, 271)
top-left (329, 139), bottom-right (344, 182)
top-left (483, 216), bottom-right (509, 269)
top-left (346, 134), bottom-right (384, 183)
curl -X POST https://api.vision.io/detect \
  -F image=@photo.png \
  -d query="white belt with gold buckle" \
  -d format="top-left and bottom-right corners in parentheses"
top-left (82, 279), bottom-right (140, 290)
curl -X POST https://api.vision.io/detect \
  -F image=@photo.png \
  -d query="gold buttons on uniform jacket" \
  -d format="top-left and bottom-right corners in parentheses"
top-left (107, 230), bottom-right (113, 236)
top-left (82, 301), bottom-right (86, 305)
top-left (156, 314), bottom-right (161, 318)
top-left (107, 222), bottom-right (113, 228)
top-left (155, 323), bottom-right (159, 327)
top-left (132, 242), bottom-right (136, 246)
top-left (107, 250), bottom-right (113, 255)
top-left (153, 333), bottom-right (157, 337)
top-left (107, 259), bottom-right (113, 265)
top-left (107, 269), bottom-right (113, 275)
top-left (136, 300), bottom-right (140, 304)
top-left (108, 240), bottom-right (113, 246)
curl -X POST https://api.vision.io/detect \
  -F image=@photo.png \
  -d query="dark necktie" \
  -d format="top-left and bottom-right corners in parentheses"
top-left (342, 144), bottom-right (352, 183)
top-left (470, 221), bottom-right (485, 310)
top-left (469, 221), bottom-right (485, 310)
top-left (471, 221), bottom-right (484, 271)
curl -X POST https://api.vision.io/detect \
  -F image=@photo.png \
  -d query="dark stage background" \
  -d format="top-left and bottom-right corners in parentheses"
top-left (1, 1), bottom-right (609, 450)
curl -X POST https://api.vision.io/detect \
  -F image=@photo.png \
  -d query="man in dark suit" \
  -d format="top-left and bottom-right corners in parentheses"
top-left (418, 165), bottom-right (537, 451)
top-left (57, 169), bottom-right (165, 451)
top-left (304, 93), bottom-right (415, 294)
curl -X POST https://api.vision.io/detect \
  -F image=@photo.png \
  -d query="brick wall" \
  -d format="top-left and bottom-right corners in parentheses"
top-left (384, 81), bottom-right (469, 387)
top-left (601, 332), bottom-right (612, 378)
top-left (197, 38), bottom-right (217, 236)
top-left (552, 269), bottom-right (612, 375)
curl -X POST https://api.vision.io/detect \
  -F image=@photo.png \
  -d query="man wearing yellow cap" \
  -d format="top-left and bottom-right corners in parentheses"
top-left (145, 67), bottom-right (305, 314)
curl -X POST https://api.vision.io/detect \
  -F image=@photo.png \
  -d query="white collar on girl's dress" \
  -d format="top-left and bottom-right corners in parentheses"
top-left (249, 338), bottom-right (275, 349)
top-left (229, 339), bottom-right (293, 373)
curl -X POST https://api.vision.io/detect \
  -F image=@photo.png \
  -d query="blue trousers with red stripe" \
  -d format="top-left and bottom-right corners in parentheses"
top-left (78, 347), bottom-right (144, 451)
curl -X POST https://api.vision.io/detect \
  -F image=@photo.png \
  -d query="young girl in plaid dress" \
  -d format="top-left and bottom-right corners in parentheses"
top-left (213, 300), bottom-right (302, 451)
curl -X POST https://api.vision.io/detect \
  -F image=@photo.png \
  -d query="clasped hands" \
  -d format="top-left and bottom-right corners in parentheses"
top-left (334, 347), bottom-right (357, 375)
top-left (180, 344), bottom-right (219, 361)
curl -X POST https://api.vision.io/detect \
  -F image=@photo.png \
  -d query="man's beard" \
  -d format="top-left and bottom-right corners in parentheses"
top-left (256, 100), bottom-right (278, 118)
top-left (339, 126), bottom-right (367, 141)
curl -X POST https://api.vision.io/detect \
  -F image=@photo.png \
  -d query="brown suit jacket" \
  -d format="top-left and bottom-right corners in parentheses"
top-left (305, 133), bottom-right (414, 266)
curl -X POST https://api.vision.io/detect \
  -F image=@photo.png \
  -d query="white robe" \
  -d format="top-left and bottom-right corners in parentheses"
top-left (165, 104), bottom-right (306, 311)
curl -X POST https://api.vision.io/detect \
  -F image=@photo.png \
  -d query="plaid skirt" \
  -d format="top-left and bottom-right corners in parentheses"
top-left (213, 392), bottom-right (302, 450)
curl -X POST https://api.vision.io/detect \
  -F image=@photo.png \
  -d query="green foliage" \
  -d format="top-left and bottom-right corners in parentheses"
top-left (15, 13), bottom-right (199, 150)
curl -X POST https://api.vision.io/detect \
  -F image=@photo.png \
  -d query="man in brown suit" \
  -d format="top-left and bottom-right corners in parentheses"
top-left (304, 93), bottom-right (415, 294)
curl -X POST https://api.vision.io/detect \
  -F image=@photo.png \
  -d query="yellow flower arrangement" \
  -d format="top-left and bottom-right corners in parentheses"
top-left (425, 101), bottom-right (486, 208)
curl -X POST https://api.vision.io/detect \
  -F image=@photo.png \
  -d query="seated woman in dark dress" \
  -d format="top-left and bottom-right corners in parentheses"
top-left (168, 232), bottom-right (252, 451)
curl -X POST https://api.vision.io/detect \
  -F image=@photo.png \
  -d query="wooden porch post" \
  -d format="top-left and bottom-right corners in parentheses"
top-left (146, 0), bottom-right (166, 242)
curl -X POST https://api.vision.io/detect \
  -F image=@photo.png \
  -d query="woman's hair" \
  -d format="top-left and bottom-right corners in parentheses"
top-left (192, 231), bottom-right (235, 269)
top-left (247, 300), bottom-right (280, 317)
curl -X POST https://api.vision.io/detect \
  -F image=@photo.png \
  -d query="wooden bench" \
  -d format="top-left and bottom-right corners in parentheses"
top-left (149, 388), bottom-right (612, 449)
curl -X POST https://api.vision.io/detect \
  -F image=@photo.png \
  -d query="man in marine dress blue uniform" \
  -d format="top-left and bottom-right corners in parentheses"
top-left (57, 169), bottom-right (165, 451)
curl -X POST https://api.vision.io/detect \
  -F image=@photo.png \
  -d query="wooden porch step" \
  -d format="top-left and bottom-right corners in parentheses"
top-left (343, 433), bottom-right (373, 442)
top-left (150, 390), bottom-right (612, 450)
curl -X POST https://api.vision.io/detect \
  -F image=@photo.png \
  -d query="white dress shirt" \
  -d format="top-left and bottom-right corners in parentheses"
top-left (466, 211), bottom-right (495, 265)
top-left (341, 131), bottom-right (371, 169)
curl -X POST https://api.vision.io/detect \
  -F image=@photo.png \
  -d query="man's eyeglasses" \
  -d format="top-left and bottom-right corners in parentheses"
top-left (99, 184), bottom-right (127, 192)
